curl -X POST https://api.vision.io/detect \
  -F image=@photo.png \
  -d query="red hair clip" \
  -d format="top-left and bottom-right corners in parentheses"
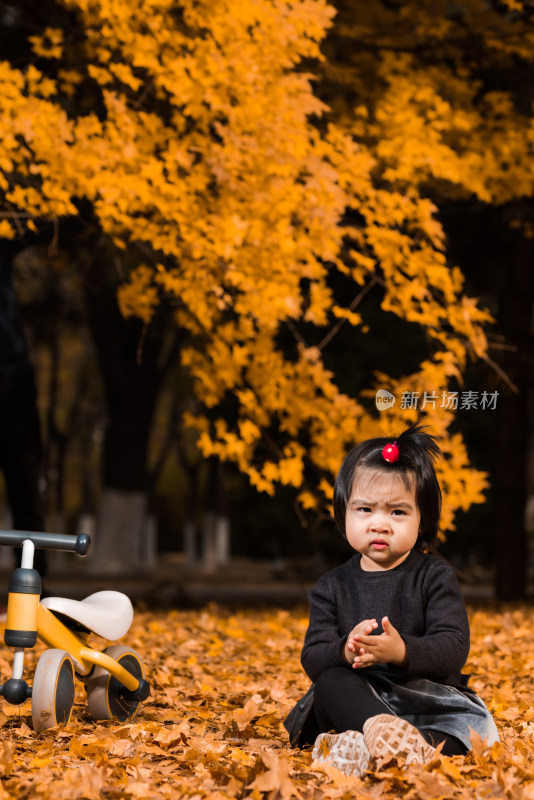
top-left (382, 441), bottom-right (400, 463)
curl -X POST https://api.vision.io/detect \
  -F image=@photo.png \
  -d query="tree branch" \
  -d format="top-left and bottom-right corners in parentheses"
top-left (318, 276), bottom-right (378, 350)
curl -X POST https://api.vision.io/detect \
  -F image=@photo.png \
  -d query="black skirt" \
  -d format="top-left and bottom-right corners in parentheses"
top-left (284, 668), bottom-right (499, 750)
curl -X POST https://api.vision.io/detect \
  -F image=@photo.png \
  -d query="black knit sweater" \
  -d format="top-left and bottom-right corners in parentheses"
top-left (301, 549), bottom-right (471, 688)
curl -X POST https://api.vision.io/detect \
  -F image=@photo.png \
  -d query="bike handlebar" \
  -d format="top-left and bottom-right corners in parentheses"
top-left (0, 531), bottom-right (91, 556)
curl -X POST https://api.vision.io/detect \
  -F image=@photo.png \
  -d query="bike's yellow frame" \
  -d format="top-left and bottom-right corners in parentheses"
top-left (36, 605), bottom-right (140, 691)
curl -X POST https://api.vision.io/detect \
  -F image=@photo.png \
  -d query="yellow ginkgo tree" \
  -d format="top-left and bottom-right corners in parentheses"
top-left (2, 0), bottom-right (519, 567)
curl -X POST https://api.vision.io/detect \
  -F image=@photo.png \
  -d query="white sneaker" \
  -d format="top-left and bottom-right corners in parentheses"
top-left (312, 730), bottom-right (371, 777)
top-left (363, 714), bottom-right (436, 765)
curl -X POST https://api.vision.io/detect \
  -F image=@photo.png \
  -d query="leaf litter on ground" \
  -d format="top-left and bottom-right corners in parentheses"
top-left (0, 604), bottom-right (533, 799)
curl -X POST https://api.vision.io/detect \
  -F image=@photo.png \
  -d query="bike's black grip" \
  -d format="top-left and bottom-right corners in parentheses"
top-left (0, 530), bottom-right (91, 555)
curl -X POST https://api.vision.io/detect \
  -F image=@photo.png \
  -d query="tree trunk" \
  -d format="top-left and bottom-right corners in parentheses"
top-left (201, 458), bottom-right (230, 572)
top-left (91, 487), bottom-right (149, 575)
top-left (83, 258), bottom-right (164, 575)
top-left (494, 230), bottom-right (534, 601)
top-left (495, 393), bottom-right (528, 600)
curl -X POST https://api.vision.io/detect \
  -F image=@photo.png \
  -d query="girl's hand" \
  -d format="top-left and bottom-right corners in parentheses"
top-left (344, 618), bottom-right (378, 664)
top-left (350, 616), bottom-right (407, 669)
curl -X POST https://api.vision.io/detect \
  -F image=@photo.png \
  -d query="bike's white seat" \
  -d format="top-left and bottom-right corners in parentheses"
top-left (41, 591), bottom-right (134, 641)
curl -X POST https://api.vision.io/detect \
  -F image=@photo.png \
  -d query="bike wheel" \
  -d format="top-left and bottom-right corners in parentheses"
top-left (32, 649), bottom-right (75, 732)
top-left (86, 645), bottom-right (145, 721)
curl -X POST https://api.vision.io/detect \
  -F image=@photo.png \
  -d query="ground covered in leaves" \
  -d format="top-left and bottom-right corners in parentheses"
top-left (0, 604), bottom-right (533, 799)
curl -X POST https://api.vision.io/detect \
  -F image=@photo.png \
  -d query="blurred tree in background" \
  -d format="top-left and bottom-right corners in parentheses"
top-left (0, 0), bottom-right (532, 596)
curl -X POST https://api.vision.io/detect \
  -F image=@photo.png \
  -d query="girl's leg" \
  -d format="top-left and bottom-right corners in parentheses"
top-left (422, 729), bottom-right (468, 756)
top-left (314, 668), bottom-right (468, 759)
top-left (314, 667), bottom-right (394, 733)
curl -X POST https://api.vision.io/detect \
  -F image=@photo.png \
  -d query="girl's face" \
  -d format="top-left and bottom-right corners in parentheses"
top-left (345, 469), bottom-right (421, 571)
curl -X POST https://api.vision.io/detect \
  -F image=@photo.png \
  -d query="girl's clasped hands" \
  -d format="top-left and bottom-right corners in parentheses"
top-left (344, 616), bottom-right (407, 668)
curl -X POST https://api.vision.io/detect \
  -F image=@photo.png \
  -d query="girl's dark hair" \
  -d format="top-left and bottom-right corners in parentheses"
top-left (333, 424), bottom-right (442, 551)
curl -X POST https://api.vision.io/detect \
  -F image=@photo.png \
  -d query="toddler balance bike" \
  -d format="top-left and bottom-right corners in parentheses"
top-left (0, 530), bottom-right (150, 731)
